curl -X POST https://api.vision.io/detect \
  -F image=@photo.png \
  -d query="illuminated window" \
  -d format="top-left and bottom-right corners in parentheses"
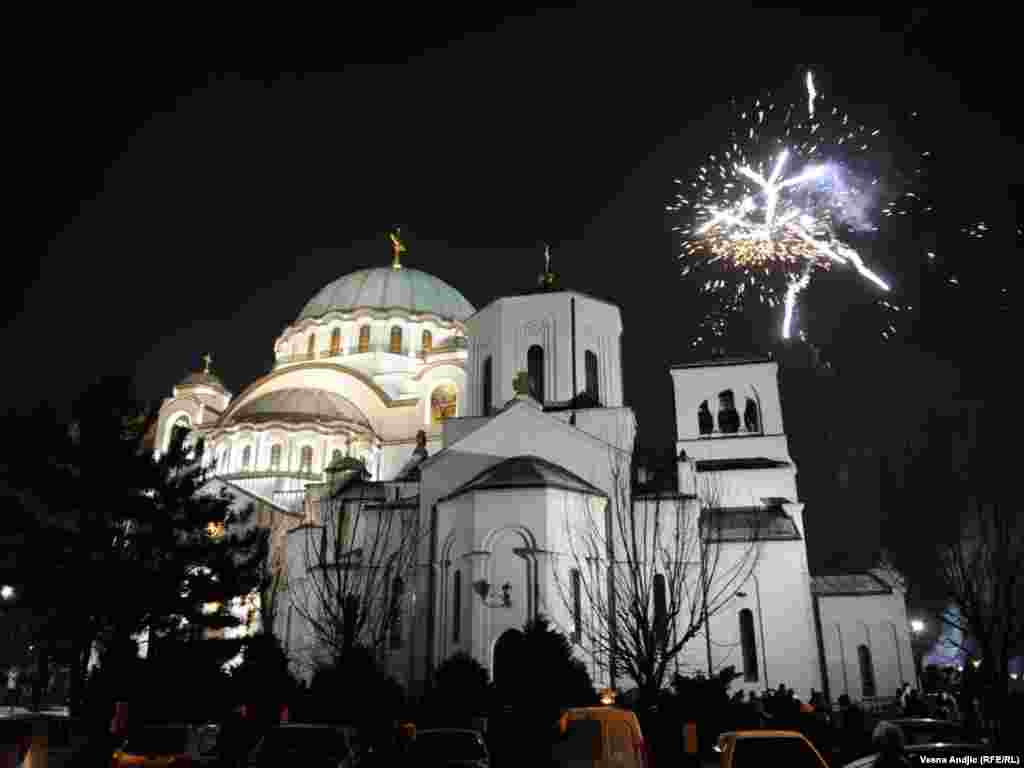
top-left (585, 350), bottom-right (599, 403)
top-left (390, 325), bottom-right (403, 354)
top-left (858, 644), bottom-right (876, 698)
top-left (270, 444), bottom-right (282, 471)
top-left (482, 357), bottom-right (493, 415)
top-left (740, 608), bottom-right (759, 682)
top-left (431, 383), bottom-right (458, 424)
top-left (299, 446), bottom-right (313, 474)
top-left (358, 325), bottom-right (370, 353)
top-left (306, 333), bottom-right (316, 358)
top-left (241, 445), bottom-right (252, 469)
top-left (571, 568), bottom-right (582, 643)
top-left (422, 329), bottom-right (432, 352)
top-left (206, 521), bottom-right (225, 540)
top-left (453, 569), bottom-right (462, 643)
top-left (528, 345), bottom-right (545, 403)
top-left (330, 328), bottom-right (341, 355)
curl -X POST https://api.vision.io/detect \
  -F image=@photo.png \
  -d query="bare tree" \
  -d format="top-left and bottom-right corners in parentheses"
top-left (936, 497), bottom-right (1022, 736)
top-left (290, 461), bottom-right (425, 670)
top-left (556, 446), bottom-right (763, 701)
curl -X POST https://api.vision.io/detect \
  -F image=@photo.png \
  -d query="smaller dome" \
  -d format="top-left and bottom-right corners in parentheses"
top-left (178, 371), bottom-right (229, 394)
top-left (229, 388), bottom-right (371, 428)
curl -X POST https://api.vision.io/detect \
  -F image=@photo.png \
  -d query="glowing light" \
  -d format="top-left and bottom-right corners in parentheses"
top-left (1, 585), bottom-right (14, 600)
top-left (806, 71), bottom-right (817, 118)
top-left (910, 619), bottom-right (925, 633)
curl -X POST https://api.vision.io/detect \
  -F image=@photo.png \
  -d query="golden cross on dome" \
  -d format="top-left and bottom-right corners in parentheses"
top-left (389, 227), bottom-right (407, 270)
top-left (203, 353), bottom-right (212, 374)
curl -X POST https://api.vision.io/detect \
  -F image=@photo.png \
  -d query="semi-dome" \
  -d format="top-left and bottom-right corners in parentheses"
top-left (296, 267), bottom-right (475, 323)
top-left (227, 388), bottom-right (372, 428)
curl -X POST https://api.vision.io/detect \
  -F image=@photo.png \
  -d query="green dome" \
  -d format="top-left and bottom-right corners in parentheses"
top-left (297, 267), bottom-right (475, 323)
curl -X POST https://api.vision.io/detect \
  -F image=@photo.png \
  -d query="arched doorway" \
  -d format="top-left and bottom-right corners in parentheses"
top-left (493, 628), bottom-right (524, 699)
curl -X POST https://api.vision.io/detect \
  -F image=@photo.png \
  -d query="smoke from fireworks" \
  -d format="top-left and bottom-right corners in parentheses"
top-left (670, 70), bottom-right (907, 342)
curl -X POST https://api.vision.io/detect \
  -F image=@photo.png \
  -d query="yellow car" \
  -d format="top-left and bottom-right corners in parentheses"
top-left (716, 730), bottom-right (830, 768)
top-left (112, 724), bottom-right (217, 768)
top-left (551, 706), bottom-right (649, 768)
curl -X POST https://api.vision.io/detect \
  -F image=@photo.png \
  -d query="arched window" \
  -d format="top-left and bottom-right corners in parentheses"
top-left (431, 383), bottom-right (458, 424)
top-left (330, 328), bottom-right (341, 355)
top-left (482, 356), bottom-right (493, 415)
top-left (306, 333), bottom-right (316, 358)
top-left (698, 400), bottom-right (714, 436)
top-left (570, 568), bottom-right (582, 643)
top-left (299, 446), bottom-right (313, 474)
top-left (422, 329), bottom-right (433, 352)
top-left (390, 325), bottom-right (403, 354)
top-left (654, 573), bottom-right (668, 645)
top-left (170, 415), bottom-right (191, 451)
top-left (270, 444), bottom-right (282, 471)
top-left (717, 389), bottom-right (740, 433)
top-left (527, 345), bottom-right (545, 403)
top-left (858, 644), bottom-right (876, 698)
top-left (585, 350), bottom-right (599, 404)
top-left (358, 325), bottom-right (370, 354)
top-left (453, 569), bottom-right (462, 643)
top-left (241, 445), bottom-right (252, 469)
top-left (389, 576), bottom-right (404, 649)
top-left (740, 608), bottom-right (759, 682)
top-left (743, 397), bottom-right (760, 433)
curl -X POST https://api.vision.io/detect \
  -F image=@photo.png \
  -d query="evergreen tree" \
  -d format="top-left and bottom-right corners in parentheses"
top-left (4, 376), bottom-right (268, 714)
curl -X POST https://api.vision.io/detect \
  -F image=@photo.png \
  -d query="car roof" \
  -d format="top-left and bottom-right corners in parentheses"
top-left (564, 707), bottom-right (639, 721)
top-left (722, 730), bottom-right (810, 739)
top-left (417, 729), bottom-right (483, 736)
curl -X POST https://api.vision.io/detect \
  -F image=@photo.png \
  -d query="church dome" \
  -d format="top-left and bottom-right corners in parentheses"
top-left (296, 267), bottom-right (476, 324)
top-left (227, 388), bottom-right (371, 428)
top-left (177, 371), bottom-right (229, 394)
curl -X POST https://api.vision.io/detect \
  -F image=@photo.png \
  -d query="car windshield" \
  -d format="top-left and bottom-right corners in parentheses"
top-left (900, 723), bottom-right (966, 746)
top-left (732, 736), bottom-right (825, 767)
top-left (260, 727), bottom-right (349, 757)
top-left (122, 728), bottom-right (190, 755)
top-left (413, 731), bottom-right (487, 761)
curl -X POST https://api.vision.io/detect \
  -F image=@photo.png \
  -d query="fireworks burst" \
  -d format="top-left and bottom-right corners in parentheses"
top-left (670, 70), bottom-right (907, 341)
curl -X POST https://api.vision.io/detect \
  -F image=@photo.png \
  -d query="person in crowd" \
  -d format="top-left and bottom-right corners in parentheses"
top-left (871, 721), bottom-right (910, 768)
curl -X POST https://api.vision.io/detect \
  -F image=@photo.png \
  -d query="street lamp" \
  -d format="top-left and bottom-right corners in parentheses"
top-left (910, 619), bottom-right (926, 690)
top-left (1, 585), bottom-right (14, 601)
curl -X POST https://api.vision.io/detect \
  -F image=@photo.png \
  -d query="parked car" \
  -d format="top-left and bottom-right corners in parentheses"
top-left (112, 723), bottom-right (220, 768)
top-left (842, 742), bottom-right (994, 768)
top-left (550, 707), bottom-right (647, 768)
top-left (409, 728), bottom-right (490, 768)
top-left (247, 723), bottom-right (357, 768)
top-left (879, 718), bottom-right (966, 745)
top-left (715, 730), bottom-right (830, 768)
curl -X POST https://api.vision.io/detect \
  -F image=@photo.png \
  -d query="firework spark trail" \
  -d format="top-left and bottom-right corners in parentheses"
top-left (782, 263), bottom-right (813, 339)
top-left (672, 68), bottom-right (899, 341)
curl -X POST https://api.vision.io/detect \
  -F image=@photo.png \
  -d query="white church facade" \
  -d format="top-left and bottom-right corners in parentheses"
top-left (153, 245), bottom-right (915, 705)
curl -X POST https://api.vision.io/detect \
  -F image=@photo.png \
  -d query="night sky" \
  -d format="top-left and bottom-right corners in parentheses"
top-left (15, 10), bottom-right (1019, 582)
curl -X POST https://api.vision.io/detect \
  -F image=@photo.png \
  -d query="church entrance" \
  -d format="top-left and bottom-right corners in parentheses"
top-left (492, 628), bottom-right (524, 700)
